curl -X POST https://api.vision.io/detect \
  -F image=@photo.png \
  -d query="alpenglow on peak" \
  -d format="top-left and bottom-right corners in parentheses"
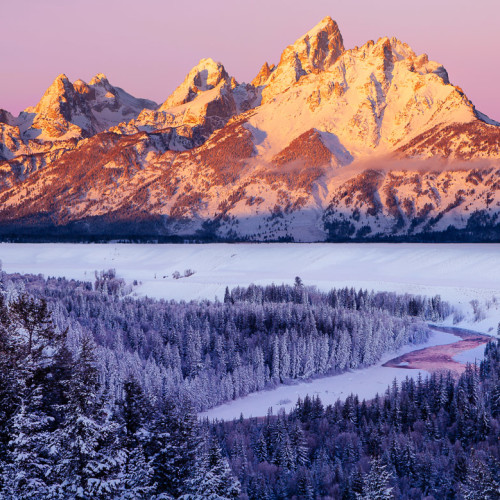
top-left (261, 16), bottom-right (345, 102)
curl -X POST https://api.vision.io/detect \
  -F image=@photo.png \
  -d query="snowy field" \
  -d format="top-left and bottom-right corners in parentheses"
top-left (200, 329), bottom-right (460, 420)
top-left (1, 242), bottom-right (498, 418)
top-left (0, 242), bottom-right (499, 332)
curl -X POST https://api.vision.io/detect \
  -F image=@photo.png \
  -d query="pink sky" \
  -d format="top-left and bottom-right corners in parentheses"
top-left (1, 0), bottom-right (499, 121)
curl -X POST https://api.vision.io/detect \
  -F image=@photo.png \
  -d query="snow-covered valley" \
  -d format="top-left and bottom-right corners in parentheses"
top-left (1, 242), bottom-right (498, 418)
top-left (200, 328), bottom-right (469, 420)
top-left (1, 242), bottom-right (498, 329)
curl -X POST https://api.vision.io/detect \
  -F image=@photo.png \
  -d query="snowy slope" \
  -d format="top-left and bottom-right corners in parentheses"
top-left (0, 17), bottom-right (499, 240)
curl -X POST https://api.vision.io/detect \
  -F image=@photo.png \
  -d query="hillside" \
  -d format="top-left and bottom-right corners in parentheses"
top-left (0, 17), bottom-right (499, 242)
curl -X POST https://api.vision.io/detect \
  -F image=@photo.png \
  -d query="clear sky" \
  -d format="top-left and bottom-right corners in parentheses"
top-left (1, 0), bottom-right (498, 120)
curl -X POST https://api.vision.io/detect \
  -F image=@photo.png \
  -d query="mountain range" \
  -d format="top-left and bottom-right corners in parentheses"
top-left (1, 16), bottom-right (499, 242)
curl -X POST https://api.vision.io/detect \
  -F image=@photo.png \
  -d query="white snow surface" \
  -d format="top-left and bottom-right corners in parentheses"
top-left (0, 242), bottom-right (498, 324)
top-left (1, 242), bottom-right (498, 419)
top-left (200, 329), bottom-right (460, 420)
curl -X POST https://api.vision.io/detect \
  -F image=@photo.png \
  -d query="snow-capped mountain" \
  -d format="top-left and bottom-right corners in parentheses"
top-left (0, 17), bottom-right (498, 241)
top-left (0, 73), bottom-right (156, 159)
top-left (110, 57), bottom-right (258, 150)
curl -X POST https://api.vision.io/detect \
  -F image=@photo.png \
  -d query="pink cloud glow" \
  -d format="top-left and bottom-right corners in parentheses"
top-left (1, 0), bottom-right (499, 121)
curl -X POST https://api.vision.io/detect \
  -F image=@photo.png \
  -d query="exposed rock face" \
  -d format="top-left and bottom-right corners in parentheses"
top-left (261, 16), bottom-right (344, 102)
top-left (0, 17), bottom-right (499, 242)
top-left (251, 62), bottom-right (276, 87)
top-left (28, 74), bottom-right (88, 140)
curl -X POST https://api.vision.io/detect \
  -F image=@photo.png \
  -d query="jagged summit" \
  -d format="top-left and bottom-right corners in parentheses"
top-left (160, 58), bottom-right (231, 109)
top-left (303, 16), bottom-right (343, 53)
top-left (261, 16), bottom-right (344, 102)
top-left (32, 73), bottom-right (72, 112)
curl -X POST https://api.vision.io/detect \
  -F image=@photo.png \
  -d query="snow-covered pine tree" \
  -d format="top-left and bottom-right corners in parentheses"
top-left (356, 458), bottom-right (394, 499)
top-left (117, 375), bottom-right (155, 499)
top-left (54, 334), bottom-right (123, 499)
top-left (182, 437), bottom-right (240, 500)
top-left (1, 296), bottom-right (71, 499)
top-left (151, 396), bottom-right (202, 498)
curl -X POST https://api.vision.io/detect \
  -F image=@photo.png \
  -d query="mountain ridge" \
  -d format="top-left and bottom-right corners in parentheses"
top-left (0, 17), bottom-right (498, 242)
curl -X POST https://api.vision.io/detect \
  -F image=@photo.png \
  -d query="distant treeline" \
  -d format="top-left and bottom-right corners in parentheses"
top-left (0, 207), bottom-right (498, 242)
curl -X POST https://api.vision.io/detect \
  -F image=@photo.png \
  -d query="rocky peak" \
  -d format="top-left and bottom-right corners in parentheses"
top-left (299, 16), bottom-right (344, 71)
top-left (161, 58), bottom-right (231, 109)
top-left (33, 74), bottom-right (75, 113)
top-left (251, 62), bottom-right (276, 87)
top-left (261, 16), bottom-right (344, 102)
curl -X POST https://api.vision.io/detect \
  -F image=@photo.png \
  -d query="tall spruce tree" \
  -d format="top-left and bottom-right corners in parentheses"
top-left (183, 437), bottom-right (241, 499)
top-left (118, 375), bottom-right (155, 499)
top-left (1, 296), bottom-right (71, 499)
top-left (55, 334), bottom-right (123, 499)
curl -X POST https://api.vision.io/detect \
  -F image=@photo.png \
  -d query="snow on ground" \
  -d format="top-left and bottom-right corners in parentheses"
top-left (200, 330), bottom-right (460, 420)
top-left (1, 242), bottom-right (497, 419)
top-left (452, 343), bottom-right (488, 365)
top-left (0, 242), bottom-right (499, 332)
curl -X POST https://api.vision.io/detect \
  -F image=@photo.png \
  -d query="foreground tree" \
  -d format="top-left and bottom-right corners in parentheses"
top-left (54, 334), bottom-right (123, 499)
top-left (183, 437), bottom-right (241, 499)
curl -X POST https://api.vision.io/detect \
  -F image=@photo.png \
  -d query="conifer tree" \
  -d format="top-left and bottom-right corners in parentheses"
top-left (55, 334), bottom-right (123, 499)
top-left (183, 437), bottom-right (240, 499)
top-left (118, 376), bottom-right (155, 499)
top-left (151, 396), bottom-right (201, 497)
top-left (1, 297), bottom-right (71, 498)
top-left (357, 458), bottom-right (394, 500)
